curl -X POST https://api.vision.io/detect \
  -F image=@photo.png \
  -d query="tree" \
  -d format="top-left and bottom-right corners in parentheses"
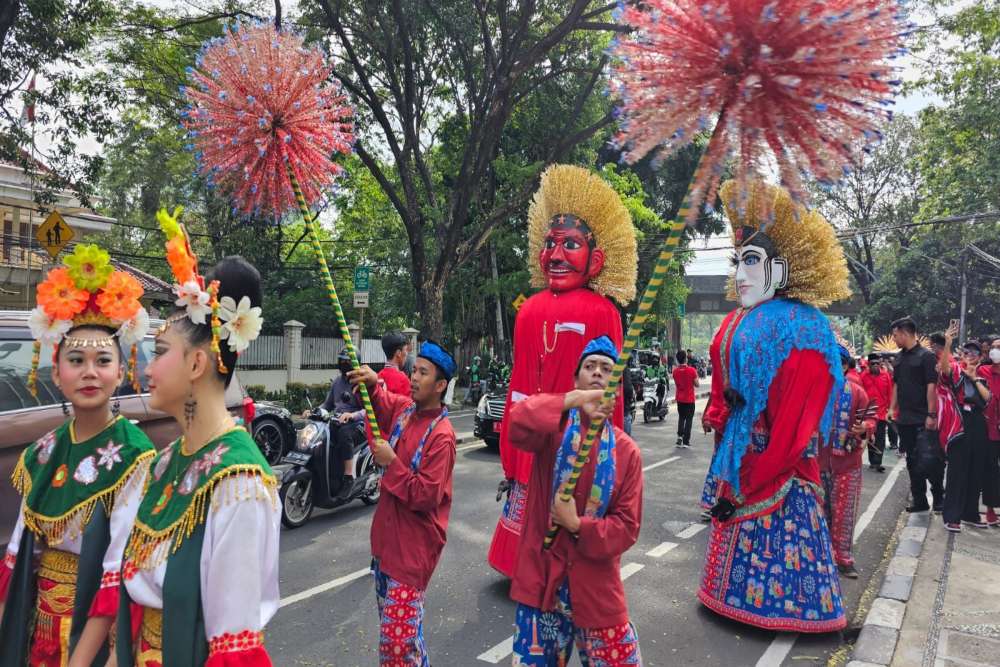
top-left (309, 0), bottom-right (623, 337)
top-left (0, 0), bottom-right (124, 205)
top-left (813, 116), bottom-right (922, 304)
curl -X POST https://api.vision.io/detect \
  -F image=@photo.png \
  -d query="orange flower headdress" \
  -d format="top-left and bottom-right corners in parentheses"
top-left (29, 243), bottom-right (149, 395)
top-left (156, 207), bottom-right (262, 374)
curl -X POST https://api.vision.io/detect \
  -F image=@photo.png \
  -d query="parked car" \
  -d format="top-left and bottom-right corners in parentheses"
top-left (474, 391), bottom-right (506, 450)
top-left (0, 309), bottom-right (276, 541)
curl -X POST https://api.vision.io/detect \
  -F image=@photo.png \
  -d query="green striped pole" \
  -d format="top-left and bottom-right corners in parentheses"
top-left (287, 165), bottom-right (382, 441)
top-left (543, 170), bottom-right (708, 549)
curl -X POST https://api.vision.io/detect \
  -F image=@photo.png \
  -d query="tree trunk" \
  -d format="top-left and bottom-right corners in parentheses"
top-left (419, 278), bottom-right (446, 340)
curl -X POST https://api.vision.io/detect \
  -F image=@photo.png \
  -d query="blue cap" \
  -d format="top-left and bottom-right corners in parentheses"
top-left (577, 335), bottom-right (619, 371)
top-left (418, 340), bottom-right (457, 380)
top-left (837, 344), bottom-right (852, 362)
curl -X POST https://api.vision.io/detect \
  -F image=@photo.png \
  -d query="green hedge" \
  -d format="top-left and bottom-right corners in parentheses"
top-left (245, 383), bottom-right (330, 414)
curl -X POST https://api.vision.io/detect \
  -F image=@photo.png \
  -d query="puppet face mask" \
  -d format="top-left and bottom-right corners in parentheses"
top-left (734, 228), bottom-right (787, 308)
top-left (539, 215), bottom-right (605, 293)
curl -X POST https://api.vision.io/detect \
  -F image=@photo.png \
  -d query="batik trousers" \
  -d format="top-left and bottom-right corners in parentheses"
top-left (821, 466), bottom-right (863, 567)
top-left (373, 559), bottom-right (429, 667)
top-left (512, 583), bottom-right (642, 666)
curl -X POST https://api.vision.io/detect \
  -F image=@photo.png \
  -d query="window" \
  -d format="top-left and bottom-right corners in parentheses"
top-left (0, 328), bottom-right (156, 413)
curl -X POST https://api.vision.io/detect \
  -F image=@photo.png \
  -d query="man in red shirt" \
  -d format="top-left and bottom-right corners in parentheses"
top-left (506, 335), bottom-right (643, 665)
top-left (861, 353), bottom-right (893, 473)
top-left (378, 331), bottom-right (413, 397)
top-left (349, 340), bottom-right (456, 666)
top-left (672, 349), bottom-right (700, 448)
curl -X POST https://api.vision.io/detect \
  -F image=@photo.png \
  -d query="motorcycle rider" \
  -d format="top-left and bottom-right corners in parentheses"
top-left (306, 349), bottom-right (367, 503)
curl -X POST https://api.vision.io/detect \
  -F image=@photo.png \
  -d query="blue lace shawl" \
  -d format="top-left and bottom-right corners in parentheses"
top-left (709, 298), bottom-right (844, 499)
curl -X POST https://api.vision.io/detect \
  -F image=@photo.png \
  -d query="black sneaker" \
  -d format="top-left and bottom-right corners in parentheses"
top-left (906, 505), bottom-right (930, 513)
top-left (332, 475), bottom-right (356, 503)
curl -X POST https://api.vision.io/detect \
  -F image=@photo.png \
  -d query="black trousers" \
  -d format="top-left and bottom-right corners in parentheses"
top-left (869, 420), bottom-right (887, 467)
top-left (897, 423), bottom-right (944, 509)
top-left (887, 421), bottom-right (899, 448)
top-left (943, 411), bottom-right (990, 523)
top-left (677, 402), bottom-right (695, 445)
top-left (332, 422), bottom-right (365, 474)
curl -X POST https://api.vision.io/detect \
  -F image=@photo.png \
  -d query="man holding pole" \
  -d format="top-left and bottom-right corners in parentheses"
top-left (506, 335), bottom-right (644, 666)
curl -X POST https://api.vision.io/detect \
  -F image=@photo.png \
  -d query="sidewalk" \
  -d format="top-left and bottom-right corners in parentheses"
top-left (849, 507), bottom-right (1000, 667)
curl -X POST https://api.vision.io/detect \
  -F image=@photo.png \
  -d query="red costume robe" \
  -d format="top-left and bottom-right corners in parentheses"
top-left (487, 288), bottom-right (624, 577)
top-left (819, 375), bottom-right (874, 567)
top-left (369, 384), bottom-right (456, 591)
top-left (506, 394), bottom-right (642, 629)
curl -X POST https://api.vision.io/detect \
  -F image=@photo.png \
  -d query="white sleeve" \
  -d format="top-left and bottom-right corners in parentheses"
top-left (1, 500), bottom-right (28, 602)
top-left (90, 460), bottom-right (150, 616)
top-left (200, 474), bottom-right (279, 664)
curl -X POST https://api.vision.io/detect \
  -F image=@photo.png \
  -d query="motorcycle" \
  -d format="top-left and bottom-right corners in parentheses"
top-left (278, 407), bottom-right (382, 528)
top-left (642, 378), bottom-right (669, 423)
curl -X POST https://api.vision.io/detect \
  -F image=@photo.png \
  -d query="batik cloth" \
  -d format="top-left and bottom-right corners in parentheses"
top-left (699, 479), bottom-right (846, 633)
top-left (512, 583), bottom-right (642, 667)
top-left (820, 468), bottom-right (863, 567)
top-left (373, 559), bottom-right (429, 667)
top-left (27, 549), bottom-right (78, 667)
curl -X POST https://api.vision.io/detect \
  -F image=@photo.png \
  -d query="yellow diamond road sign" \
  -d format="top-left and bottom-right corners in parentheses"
top-left (512, 293), bottom-right (528, 311)
top-left (36, 211), bottom-right (74, 259)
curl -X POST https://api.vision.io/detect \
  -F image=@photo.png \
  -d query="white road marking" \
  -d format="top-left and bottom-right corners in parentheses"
top-left (646, 541), bottom-right (679, 558)
top-left (477, 562), bottom-right (646, 663)
top-left (754, 455), bottom-right (907, 667)
top-left (477, 636), bottom-right (514, 664)
top-left (278, 567), bottom-right (370, 609)
top-left (675, 524), bottom-right (706, 540)
top-left (457, 441), bottom-right (485, 452)
top-left (643, 455), bottom-right (681, 472)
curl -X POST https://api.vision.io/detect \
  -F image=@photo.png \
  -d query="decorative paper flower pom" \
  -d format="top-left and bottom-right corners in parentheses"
top-left (182, 22), bottom-right (355, 218)
top-left (610, 0), bottom-right (910, 218)
top-left (174, 280), bottom-right (212, 325)
top-left (117, 308), bottom-right (151, 347)
top-left (97, 271), bottom-right (144, 321)
top-left (37, 267), bottom-right (89, 321)
top-left (64, 244), bottom-right (113, 292)
top-left (218, 295), bottom-right (263, 352)
top-left (28, 306), bottom-right (72, 346)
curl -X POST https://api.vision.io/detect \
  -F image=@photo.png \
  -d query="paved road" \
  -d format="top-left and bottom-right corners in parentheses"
top-left (268, 397), bottom-right (908, 666)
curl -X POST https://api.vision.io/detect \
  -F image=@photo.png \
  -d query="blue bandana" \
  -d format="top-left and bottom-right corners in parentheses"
top-left (418, 340), bottom-right (456, 380)
top-left (577, 335), bottom-right (619, 372)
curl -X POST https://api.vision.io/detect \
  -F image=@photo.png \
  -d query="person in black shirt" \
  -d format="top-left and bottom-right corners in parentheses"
top-left (889, 317), bottom-right (944, 512)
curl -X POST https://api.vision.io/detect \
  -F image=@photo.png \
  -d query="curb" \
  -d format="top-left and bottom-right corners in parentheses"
top-left (847, 511), bottom-right (931, 667)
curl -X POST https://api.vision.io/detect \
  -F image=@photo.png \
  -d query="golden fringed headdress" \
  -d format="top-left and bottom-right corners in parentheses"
top-left (28, 243), bottom-right (149, 395)
top-left (721, 180), bottom-right (851, 309)
top-left (527, 164), bottom-right (638, 306)
top-left (872, 334), bottom-right (930, 354)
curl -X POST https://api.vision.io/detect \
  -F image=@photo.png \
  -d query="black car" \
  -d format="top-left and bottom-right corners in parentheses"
top-left (251, 401), bottom-right (297, 465)
top-left (474, 391), bottom-right (506, 450)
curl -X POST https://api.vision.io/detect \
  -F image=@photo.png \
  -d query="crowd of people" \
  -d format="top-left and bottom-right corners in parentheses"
top-left (3, 164), bottom-right (997, 667)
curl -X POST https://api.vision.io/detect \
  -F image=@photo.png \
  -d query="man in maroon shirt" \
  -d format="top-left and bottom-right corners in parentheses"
top-left (861, 353), bottom-right (893, 472)
top-left (672, 349), bottom-right (700, 448)
top-left (378, 331), bottom-right (413, 397)
top-left (506, 335), bottom-right (643, 666)
top-left (349, 340), bottom-right (456, 666)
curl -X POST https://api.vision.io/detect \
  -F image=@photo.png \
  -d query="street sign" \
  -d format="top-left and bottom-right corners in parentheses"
top-left (36, 211), bottom-right (74, 259)
top-left (353, 266), bottom-right (370, 292)
top-left (353, 291), bottom-right (369, 308)
top-left (512, 293), bottom-right (528, 311)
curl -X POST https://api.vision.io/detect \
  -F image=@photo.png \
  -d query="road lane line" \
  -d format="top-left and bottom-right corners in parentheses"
top-left (646, 541), bottom-right (679, 558)
top-left (643, 455), bottom-right (681, 472)
top-left (477, 562), bottom-right (646, 663)
top-left (457, 441), bottom-right (484, 452)
top-left (477, 636), bottom-right (514, 664)
top-left (278, 567), bottom-right (370, 609)
top-left (754, 455), bottom-right (907, 667)
top-left (853, 456), bottom-right (906, 542)
top-left (675, 524), bottom-right (706, 540)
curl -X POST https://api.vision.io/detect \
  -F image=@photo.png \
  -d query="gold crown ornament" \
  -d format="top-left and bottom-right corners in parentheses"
top-left (156, 207), bottom-right (262, 373)
top-left (527, 164), bottom-right (638, 306)
top-left (28, 243), bottom-right (150, 395)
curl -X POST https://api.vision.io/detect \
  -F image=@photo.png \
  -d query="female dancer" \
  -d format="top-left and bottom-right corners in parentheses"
top-left (117, 208), bottom-right (277, 666)
top-left (0, 243), bottom-right (155, 665)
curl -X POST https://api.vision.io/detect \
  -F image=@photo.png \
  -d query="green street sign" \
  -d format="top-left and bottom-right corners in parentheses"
top-left (677, 301), bottom-right (686, 317)
top-left (353, 266), bottom-right (370, 292)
